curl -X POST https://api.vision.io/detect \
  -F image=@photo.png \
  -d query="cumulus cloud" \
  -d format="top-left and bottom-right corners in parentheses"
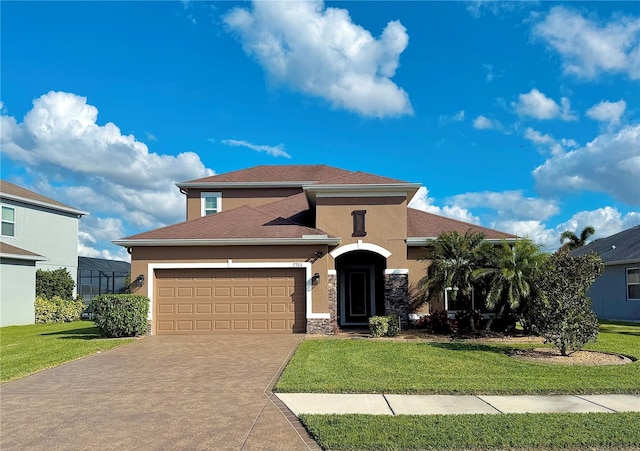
top-left (473, 115), bottom-right (500, 130)
top-left (409, 187), bottom-right (481, 225)
top-left (533, 124), bottom-right (640, 205)
top-left (222, 139), bottom-right (291, 158)
top-left (532, 6), bottom-right (640, 80)
top-left (0, 91), bottom-right (214, 256)
top-left (447, 190), bottom-right (560, 222)
top-left (586, 100), bottom-right (626, 125)
top-left (524, 127), bottom-right (578, 156)
top-left (224, 0), bottom-right (412, 118)
top-left (513, 88), bottom-right (576, 120)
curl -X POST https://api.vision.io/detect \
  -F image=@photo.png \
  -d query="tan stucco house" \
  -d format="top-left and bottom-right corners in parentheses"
top-left (114, 165), bottom-right (515, 335)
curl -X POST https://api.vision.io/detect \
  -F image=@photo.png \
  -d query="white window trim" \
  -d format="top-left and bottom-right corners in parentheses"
top-left (444, 287), bottom-right (476, 317)
top-left (627, 267), bottom-right (640, 301)
top-left (146, 261), bottom-right (329, 325)
top-left (200, 192), bottom-right (222, 216)
top-left (329, 240), bottom-right (391, 259)
top-left (1, 205), bottom-right (16, 237)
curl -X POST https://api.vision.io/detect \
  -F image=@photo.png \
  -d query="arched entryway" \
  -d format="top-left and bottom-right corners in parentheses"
top-left (335, 250), bottom-right (387, 327)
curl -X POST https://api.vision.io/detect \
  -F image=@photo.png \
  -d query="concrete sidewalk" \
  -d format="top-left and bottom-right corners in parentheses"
top-left (276, 393), bottom-right (640, 416)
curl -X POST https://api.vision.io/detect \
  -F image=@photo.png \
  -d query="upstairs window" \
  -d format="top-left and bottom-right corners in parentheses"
top-left (352, 210), bottom-right (366, 237)
top-left (627, 268), bottom-right (640, 300)
top-left (201, 192), bottom-right (222, 216)
top-left (1, 206), bottom-right (15, 237)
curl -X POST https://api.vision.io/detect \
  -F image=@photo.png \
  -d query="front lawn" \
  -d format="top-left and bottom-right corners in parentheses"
top-left (301, 412), bottom-right (640, 450)
top-left (0, 321), bottom-right (135, 382)
top-left (276, 322), bottom-right (640, 394)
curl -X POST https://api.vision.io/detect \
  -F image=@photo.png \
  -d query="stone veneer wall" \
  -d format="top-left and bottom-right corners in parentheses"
top-left (384, 273), bottom-right (410, 327)
top-left (306, 273), bottom-right (338, 335)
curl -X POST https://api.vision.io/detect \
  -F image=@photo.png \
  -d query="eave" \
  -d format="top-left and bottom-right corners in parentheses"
top-left (0, 193), bottom-right (88, 216)
top-left (176, 181), bottom-right (318, 190)
top-left (304, 183), bottom-right (421, 204)
top-left (0, 252), bottom-right (47, 262)
top-left (406, 237), bottom-right (517, 246)
top-left (113, 236), bottom-right (342, 248)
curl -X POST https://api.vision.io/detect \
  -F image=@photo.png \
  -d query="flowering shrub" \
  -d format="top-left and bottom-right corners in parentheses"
top-left (35, 296), bottom-right (86, 323)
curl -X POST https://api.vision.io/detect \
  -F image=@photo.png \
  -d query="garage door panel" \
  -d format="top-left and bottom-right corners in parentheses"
top-left (155, 268), bottom-right (305, 334)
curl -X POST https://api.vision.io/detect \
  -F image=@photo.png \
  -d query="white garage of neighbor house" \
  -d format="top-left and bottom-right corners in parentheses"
top-left (0, 242), bottom-right (46, 326)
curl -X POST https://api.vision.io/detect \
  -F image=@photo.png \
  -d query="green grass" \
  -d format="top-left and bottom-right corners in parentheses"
top-left (300, 412), bottom-right (640, 450)
top-left (276, 322), bottom-right (640, 394)
top-left (0, 321), bottom-right (135, 382)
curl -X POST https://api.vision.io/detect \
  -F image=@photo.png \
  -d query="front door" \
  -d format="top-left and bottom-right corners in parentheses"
top-left (341, 265), bottom-right (375, 325)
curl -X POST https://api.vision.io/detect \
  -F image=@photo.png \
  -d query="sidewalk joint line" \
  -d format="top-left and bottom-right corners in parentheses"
top-left (575, 395), bottom-right (617, 413)
top-left (476, 395), bottom-right (504, 414)
top-left (382, 393), bottom-right (396, 415)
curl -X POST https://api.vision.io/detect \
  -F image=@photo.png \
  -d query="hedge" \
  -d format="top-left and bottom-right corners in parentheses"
top-left (92, 294), bottom-right (149, 338)
top-left (35, 296), bottom-right (86, 323)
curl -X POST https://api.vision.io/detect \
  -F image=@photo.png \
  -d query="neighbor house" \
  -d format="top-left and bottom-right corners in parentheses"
top-left (113, 165), bottom-right (515, 335)
top-left (0, 181), bottom-right (86, 326)
top-left (571, 226), bottom-right (640, 322)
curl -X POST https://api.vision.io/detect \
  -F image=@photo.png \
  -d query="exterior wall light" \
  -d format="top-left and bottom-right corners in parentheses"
top-left (135, 274), bottom-right (145, 286)
top-left (312, 273), bottom-right (321, 285)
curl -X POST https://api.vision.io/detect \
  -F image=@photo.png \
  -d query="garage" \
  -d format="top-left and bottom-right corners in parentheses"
top-left (154, 268), bottom-right (306, 334)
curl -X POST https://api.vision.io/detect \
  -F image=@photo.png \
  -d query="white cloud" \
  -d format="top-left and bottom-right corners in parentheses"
top-left (533, 124), bottom-right (640, 205)
top-left (221, 138), bottom-right (291, 158)
top-left (532, 6), bottom-right (640, 80)
top-left (524, 127), bottom-right (578, 156)
top-left (447, 190), bottom-right (560, 222)
top-left (466, 1), bottom-right (528, 18)
top-left (224, 0), bottom-right (412, 118)
top-left (438, 110), bottom-right (465, 126)
top-left (473, 115), bottom-right (499, 130)
top-left (513, 88), bottom-right (575, 120)
top-left (586, 100), bottom-right (626, 125)
top-left (409, 187), bottom-right (480, 225)
top-left (1, 91), bottom-right (214, 256)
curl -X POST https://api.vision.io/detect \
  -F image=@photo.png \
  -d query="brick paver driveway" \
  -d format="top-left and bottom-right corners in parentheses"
top-left (1, 335), bottom-right (315, 450)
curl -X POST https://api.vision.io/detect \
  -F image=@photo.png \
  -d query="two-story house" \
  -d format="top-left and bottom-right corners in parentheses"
top-left (114, 165), bottom-right (515, 335)
top-left (1, 181), bottom-right (86, 326)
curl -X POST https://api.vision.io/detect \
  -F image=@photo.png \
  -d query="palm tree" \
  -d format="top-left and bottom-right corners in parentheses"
top-left (418, 230), bottom-right (493, 311)
top-left (560, 226), bottom-right (595, 250)
top-left (473, 239), bottom-right (547, 329)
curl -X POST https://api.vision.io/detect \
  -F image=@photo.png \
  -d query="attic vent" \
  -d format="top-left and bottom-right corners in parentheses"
top-left (352, 210), bottom-right (366, 237)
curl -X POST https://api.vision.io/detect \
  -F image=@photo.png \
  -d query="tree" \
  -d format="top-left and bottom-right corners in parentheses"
top-left (473, 239), bottom-right (547, 330)
top-left (418, 230), bottom-right (492, 329)
top-left (36, 268), bottom-right (75, 300)
top-left (560, 226), bottom-right (595, 250)
top-left (527, 250), bottom-right (603, 356)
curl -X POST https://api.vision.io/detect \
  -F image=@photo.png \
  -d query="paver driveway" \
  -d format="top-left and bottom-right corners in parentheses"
top-left (1, 335), bottom-right (315, 450)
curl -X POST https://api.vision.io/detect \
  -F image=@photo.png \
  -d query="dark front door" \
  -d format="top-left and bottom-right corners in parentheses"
top-left (342, 266), bottom-right (374, 325)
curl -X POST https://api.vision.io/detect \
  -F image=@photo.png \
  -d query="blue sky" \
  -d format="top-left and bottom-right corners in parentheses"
top-left (1, 0), bottom-right (639, 260)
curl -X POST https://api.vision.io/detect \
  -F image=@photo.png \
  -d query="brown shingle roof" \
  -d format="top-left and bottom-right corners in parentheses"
top-left (122, 205), bottom-right (330, 241)
top-left (184, 165), bottom-right (352, 184)
top-left (313, 171), bottom-right (409, 185)
top-left (407, 208), bottom-right (517, 240)
top-left (256, 193), bottom-right (313, 226)
top-left (0, 180), bottom-right (84, 213)
top-left (0, 241), bottom-right (43, 258)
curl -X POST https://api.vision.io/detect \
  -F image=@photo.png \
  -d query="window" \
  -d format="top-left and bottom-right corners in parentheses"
top-left (1, 206), bottom-right (15, 237)
top-left (201, 192), bottom-right (222, 216)
top-left (352, 210), bottom-right (366, 237)
top-left (627, 268), bottom-right (640, 300)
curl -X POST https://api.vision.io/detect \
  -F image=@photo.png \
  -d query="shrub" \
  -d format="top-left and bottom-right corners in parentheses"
top-left (35, 295), bottom-right (86, 323)
top-left (429, 310), bottom-right (453, 334)
top-left (455, 309), bottom-right (483, 332)
top-left (489, 312), bottom-right (517, 333)
top-left (528, 250), bottom-right (603, 356)
top-left (92, 294), bottom-right (149, 338)
top-left (369, 315), bottom-right (400, 338)
top-left (36, 268), bottom-right (75, 299)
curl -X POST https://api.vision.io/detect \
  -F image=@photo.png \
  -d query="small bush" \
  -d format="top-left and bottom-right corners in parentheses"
top-left (455, 309), bottom-right (483, 332)
top-left (429, 310), bottom-right (453, 334)
top-left (369, 315), bottom-right (400, 338)
top-left (490, 313), bottom-right (517, 333)
top-left (36, 268), bottom-right (75, 299)
top-left (92, 294), bottom-right (149, 338)
top-left (35, 296), bottom-right (86, 323)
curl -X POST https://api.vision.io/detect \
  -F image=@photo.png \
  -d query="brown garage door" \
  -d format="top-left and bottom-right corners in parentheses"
top-left (154, 268), bottom-right (306, 334)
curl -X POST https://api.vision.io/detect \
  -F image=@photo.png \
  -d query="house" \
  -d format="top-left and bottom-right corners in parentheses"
top-left (571, 226), bottom-right (640, 322)
top-left (113, 165), bottom-right (515, 335)
top-left (0, 181), bottom-right (86, 326)
top-left (77, 257), bottom-right (131, 305)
